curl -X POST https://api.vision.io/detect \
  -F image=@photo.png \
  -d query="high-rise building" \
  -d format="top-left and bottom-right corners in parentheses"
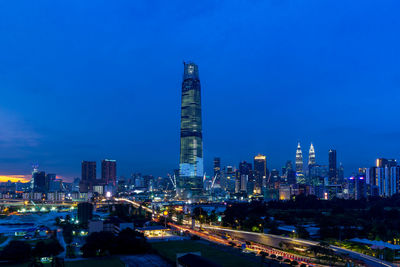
top-left (376, 158), bottom-right (397, 168)
top-left (328, 149), bottom-right (337, 184)
top-left (33, 171), bottom-right (46, 192)
top-left (77, 202), bottom-right (93, 224)
top-left (236, 161), bottom-right (252, 193)
top-left (46, 173), bottom-right (57, 192)
top-left (338, 162), bottom-right (344, 184)
top-left (101, 159), bottom-right (117, 186)
top-left (213, 157), bottom-right (221, 187)
top-left (296, 142), bottom-right (305, 184)
top-left (270, 169), bottom-right (280, 188)
top-left (80, 161), bottom-right (96, 193)
top-left (295, 142), bottom-right (303, 173)
top-left (308, 143), bottom-right (316, 166)
top-left (213, 158), bottom-right (221, 177)
top-left (254, 154), bottom-right (267, 194)
top-left (309, 164), bottom-right (328, 185)
top-left (177, 62), bottom-right (204, 199)
top-left (225, 166), bottom-right (236, 193)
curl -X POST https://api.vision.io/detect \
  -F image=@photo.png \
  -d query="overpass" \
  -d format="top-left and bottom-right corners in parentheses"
top-left (201, 226), bottom-right (395, 267)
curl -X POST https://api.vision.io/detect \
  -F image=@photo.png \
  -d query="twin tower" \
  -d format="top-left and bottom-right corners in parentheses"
top-left (177, 62), bottom-right (204, 199)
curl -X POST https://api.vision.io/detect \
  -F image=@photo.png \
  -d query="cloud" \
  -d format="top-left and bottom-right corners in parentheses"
top-left (0, 175), bottom-right (30, 183)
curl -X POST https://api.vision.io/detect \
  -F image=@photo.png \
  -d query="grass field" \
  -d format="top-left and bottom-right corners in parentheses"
top-left (152, 240), bottom-right (261, 267)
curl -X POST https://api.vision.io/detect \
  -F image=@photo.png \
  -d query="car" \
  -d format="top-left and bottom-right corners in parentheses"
top-left (277, 256), bottom-right (283, 261)
top-left (270, 254), bottom-right (276, 259)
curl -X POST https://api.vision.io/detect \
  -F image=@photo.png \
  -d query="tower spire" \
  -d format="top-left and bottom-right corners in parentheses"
top-left (308, 143), bottom-right (316, 166)
top-left (296, 142), bottom-right (303, 173)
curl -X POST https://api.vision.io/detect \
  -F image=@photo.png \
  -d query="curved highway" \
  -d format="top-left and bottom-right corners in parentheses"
top-left (117, 198), bottom-right (394, 267)
top-left (201, 226), bottom-right (394, 267)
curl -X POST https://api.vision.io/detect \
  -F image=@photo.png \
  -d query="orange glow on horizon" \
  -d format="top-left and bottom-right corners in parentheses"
top-left (0, 175), bottom-right (31, 183)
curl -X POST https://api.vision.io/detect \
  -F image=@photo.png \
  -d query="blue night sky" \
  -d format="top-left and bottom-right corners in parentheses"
top-left (0, 0), bottom-right (399, 180)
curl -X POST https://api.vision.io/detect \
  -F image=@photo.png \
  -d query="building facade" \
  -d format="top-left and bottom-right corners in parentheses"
top-left (177, 62), bottom-right (204, 199)
top-left (101, 159), bottom-right (117, 186)
top-left (328, 149), bottom-right (337, 184)
top-left (80, 161), bottom-right (97, 193)
top-left (253, 154), bottom-right (267, 194)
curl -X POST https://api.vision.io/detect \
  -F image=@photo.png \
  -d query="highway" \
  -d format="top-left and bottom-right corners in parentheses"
top-left (201, 226), bottom-right (395, 267)
top-left (117, 198), bottom-right (395, 267)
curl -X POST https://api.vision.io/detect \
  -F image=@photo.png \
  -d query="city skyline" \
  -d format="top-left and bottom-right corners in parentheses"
top-left (1, 1), bottom-right (400, 179)
top-left (1, 2), bottom-right (400, 266)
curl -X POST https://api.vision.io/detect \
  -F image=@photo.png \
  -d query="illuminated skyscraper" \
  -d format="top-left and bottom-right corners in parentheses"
top-left (177, 62), bottom-right (203, 199)
top-left (296, 142), bottom-right (305, 184)
top-left (254, 154), bottom-right (267, 194)
top-left (308, 143), bottom-right (316, 166)
top-left (213, 157), bottom-right (221, 177)
top-left (295, 142), bottom-right (303, 173)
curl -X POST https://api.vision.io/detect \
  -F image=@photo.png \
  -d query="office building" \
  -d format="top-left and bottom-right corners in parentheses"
top-left (80, 161), bottom-right (96, 193)
top-left (295, 142), bottom-right (303, 174)
top-left (77, 202), bottom-right (93, 224)
top-left (177, 62), bottom-right (204, 199)
top-left (33, 171), bottom-right (46, 192)
top-left (328, 149), bottom-right (337, 184)
top-left (308, 143), bottom-right (316, 166)
top-left (101, 159), bottom-right (117, 186)
top-left (236, 161), bottom-right (252, 193)
top-left (253, 154), bottom-right (267, 194)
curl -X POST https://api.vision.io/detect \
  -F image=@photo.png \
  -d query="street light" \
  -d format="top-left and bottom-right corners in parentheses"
top-left (163, 210), bottom-right (168, 228)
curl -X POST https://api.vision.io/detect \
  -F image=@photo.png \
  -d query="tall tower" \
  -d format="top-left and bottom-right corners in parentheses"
top-left (296, 142), bottom-right (305, 184)
top-left (213, 157), bottom-right (221, 177)
top-left (80, 161), bottom-right (96, 193)
top-left (254, 154), bottom-right (267, 194)
top-left (295, 142), bottom-right (303, 173)
top-left (101, 159), bottom-right (117, 186)
top-left (328, 149), bottom-right (337, 184)
top-left (308, 143), bottom-right (316, 166)
top-left (177, 62), bottom-right (203, 199)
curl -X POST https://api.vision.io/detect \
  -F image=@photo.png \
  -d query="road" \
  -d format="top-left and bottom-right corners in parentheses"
top-left (201, 226), bottom-right (395, 267)
top-left (119, 198), bottom-right (395, 267)
top-left (0, 236), bottom-right (12, 248)
top-left (57, 229), bottom-right (67, 258)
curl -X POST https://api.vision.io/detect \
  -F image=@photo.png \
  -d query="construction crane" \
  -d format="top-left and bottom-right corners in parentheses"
top-left (167, 174), bottom-right (177, 190)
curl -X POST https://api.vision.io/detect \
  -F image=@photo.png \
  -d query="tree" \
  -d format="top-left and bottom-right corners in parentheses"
top-left (208, 210), bottom-right (217, 224)
top-left (115, 228), bottom-right (150, 254)
top-left (62, 223), bottom-right (73, 244)
top-left (1, 240), bottom-right (32, 262)
top-left (33, 240), bottom-right (64, 259)
top-left (81, 231), bottom-right (115, 257)
top-left (177, 213), bottom-right (184, 225)
top-left (193, 207), bottom-right (207, 224)
top-left (295, 226), bottom-right (310, 239)
top-left (33, 241), bottom-right (47, 258)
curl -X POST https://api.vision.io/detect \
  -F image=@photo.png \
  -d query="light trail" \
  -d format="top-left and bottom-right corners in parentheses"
top-left (114, 198), bottom-right (394, 267)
